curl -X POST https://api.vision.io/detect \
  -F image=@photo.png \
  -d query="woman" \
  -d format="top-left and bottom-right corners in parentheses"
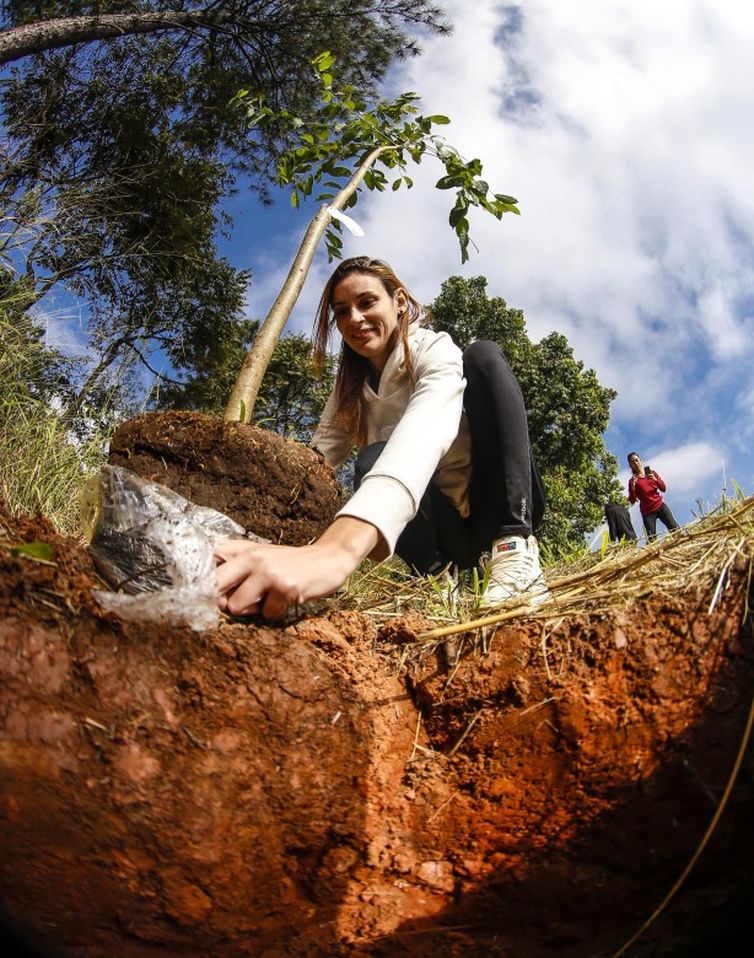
top-left (627, 451), bottom-right (679, 541)
top-left (215, 256), bottom-right (546, 618)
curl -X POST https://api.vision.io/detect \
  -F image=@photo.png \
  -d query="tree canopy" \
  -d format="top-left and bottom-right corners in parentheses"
top-left (429, 275), bottom-right (624, 558)
top-left (0, 0), bottom-right (450, 403)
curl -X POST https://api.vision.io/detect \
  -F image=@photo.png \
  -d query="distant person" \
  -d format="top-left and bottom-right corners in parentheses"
top-left (627, 452), bottom-right (679, 541)
top-left (604, 501), bottom-right (637, 543)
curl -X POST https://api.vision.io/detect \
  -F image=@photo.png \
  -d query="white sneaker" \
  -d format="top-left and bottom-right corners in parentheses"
top-left (479, 535), bottom-right (549, 607)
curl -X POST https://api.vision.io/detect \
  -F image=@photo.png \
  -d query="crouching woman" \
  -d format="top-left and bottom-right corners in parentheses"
top-left (214, 256), bottom-right (547, 618)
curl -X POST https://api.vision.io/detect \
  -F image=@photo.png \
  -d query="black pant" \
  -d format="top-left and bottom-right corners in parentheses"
top-left (354, 341), bottom-right (545, 574)
top-left (642, 501), bottom-right (679, 540)
top-left (605, 502), bottom-right (637, 542)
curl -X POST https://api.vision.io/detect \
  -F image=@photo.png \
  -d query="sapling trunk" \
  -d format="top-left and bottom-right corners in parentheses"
top-left (223, 145), bottom-right (386, 423)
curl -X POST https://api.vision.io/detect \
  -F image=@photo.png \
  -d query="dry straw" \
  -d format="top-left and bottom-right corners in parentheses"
top-left (334, 495), bottom-right (754, 661)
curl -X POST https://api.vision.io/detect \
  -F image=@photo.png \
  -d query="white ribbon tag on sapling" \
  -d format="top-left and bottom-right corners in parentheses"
top-left (326, 206), bottom-right (365, 237)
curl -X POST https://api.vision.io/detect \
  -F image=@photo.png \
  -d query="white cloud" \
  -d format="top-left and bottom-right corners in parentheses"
top-left (697, 283), bottom-right (749, 360)
top-left (32, 302), bottom-right (88, 358)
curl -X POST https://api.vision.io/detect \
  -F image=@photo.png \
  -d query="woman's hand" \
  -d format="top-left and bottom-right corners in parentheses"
top-left (213, 517), bottom-right (381, 619)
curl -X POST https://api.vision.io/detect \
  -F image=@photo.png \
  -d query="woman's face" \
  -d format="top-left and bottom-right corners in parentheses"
top-left (331, 272), bottom-right (407, 372)
top-left (628, 453), bottom-right (643, 475)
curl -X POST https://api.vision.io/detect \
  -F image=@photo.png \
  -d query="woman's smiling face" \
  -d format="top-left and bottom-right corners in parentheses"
top-left (332, 272), bottom-right (407, 372)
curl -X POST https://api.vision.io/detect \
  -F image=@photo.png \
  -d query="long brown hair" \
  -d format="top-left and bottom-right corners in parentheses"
top-left (312, 256), bottom-right (423, 446)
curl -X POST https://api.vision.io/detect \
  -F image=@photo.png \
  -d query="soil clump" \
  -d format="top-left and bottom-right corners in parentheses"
top-left (107, 411), bottom-right (343, 544)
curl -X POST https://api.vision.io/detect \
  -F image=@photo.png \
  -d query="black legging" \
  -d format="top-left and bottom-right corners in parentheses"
top-left (642, 501), bottom-right (679, 541)
top-left (354, 340), bottom-right (545, 574)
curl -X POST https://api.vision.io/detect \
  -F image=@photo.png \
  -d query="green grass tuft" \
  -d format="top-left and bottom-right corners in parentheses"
top-left (0, 310), bottom-right (110, 536)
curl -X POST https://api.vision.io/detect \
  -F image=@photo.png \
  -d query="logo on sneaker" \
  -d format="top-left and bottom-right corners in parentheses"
top-left (494, 540), bottom-right (518, 554)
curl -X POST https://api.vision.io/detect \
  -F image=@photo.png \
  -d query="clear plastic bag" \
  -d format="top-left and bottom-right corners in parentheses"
top-left (83, 464), bottom-right (248, 631)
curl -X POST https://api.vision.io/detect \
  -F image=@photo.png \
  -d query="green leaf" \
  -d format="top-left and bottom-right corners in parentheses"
top-left (312, 51), bottom-right (336, 73)
top-left (435, 174), bottom-right (462, 190)
top-left (325, 228), bottom-right (344, 263)
top-left (452, 215), bottom-right (469, 238)
top-left (227, 88), bottom-right (250, 109)
top-left (449, 202), bottom-right (468, 227)
top-left (479, 197), bottom-right (503, 219)
top-left (0, 541), bottom-right (55, 562)
top-left (391, 177), bottom-right (402, 191)
top-left (427, 114), bottom-right (451, 125)
top-left (600, 529), bottom-right (610, 558)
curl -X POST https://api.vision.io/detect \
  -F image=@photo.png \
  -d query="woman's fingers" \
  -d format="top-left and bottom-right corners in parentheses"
top-left (213, 542), bottom-right (300, 618)
top-left (225, 581), bottom-right (264, 616)
top-left (224, 572), bottom-right (296, 618)
top-left (214, 551), bottom-right (254, 596)
top-left (212, 528), bottom-right (367, 620)
top-left (260, 591), bottom-right (290, 620)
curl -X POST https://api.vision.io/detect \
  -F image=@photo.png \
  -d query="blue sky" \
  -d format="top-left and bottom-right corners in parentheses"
top-left (43, 0), bottom-right (753, 540)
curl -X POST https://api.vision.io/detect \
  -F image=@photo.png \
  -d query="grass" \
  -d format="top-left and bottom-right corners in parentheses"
top-left (0, 312), bottom-right (110, 536)
top-left (0, 400), bottom-right (108, 536)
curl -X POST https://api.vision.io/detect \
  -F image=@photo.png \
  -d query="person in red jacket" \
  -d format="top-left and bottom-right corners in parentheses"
top-left (627, 451), bottom-right (680, 541)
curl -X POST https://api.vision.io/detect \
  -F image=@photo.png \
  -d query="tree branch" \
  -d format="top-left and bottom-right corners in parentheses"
top-left (0, 8), bottom-right (240, 66)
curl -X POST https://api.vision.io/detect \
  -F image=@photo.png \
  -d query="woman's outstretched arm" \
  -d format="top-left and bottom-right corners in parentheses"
top-left (214, 516), bottom-right (383, 619)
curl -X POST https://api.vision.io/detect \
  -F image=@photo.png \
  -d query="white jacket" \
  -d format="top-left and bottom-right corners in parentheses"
top-left (311, 324), bottom-right (471, 554)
